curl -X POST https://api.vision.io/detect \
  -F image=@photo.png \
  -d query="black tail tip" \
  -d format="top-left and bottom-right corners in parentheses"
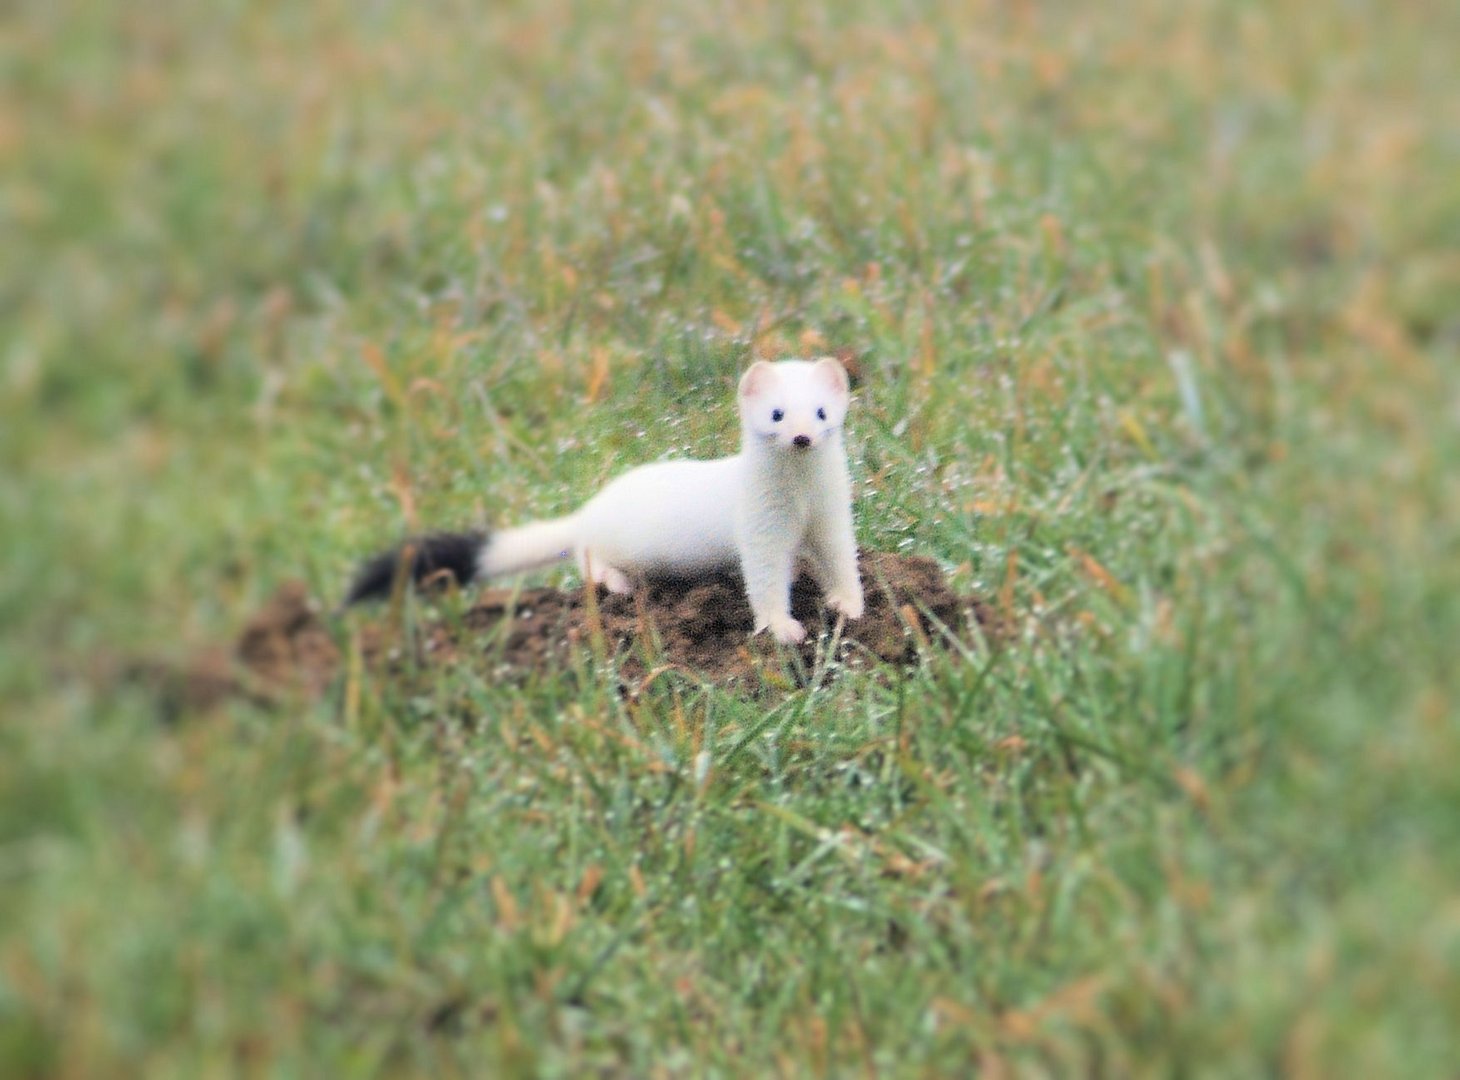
top-left (344, 530), bottom-right (488, 606)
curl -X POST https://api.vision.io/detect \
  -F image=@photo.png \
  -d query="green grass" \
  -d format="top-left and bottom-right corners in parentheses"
top-left (4, 0), bottom-right (1458, 1073)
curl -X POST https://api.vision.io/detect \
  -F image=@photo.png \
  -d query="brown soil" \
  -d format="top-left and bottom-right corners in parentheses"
top-left (150, 552), bottom-right (991, 711)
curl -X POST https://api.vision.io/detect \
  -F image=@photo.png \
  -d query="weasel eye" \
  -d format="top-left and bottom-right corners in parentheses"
top-left (771, 409), bottom-right (784, 422)
top-left (817, 407), bottom-right (827, 421)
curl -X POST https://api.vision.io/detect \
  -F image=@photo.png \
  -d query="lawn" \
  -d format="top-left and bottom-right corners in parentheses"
top-left (3, 0), bottom-right (1457, 1074)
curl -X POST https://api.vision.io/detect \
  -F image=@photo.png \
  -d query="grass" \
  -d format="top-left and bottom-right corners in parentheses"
top-left (3, 0), bottom-right (1458, 1073)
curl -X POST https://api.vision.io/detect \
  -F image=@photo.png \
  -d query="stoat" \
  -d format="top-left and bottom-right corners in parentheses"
top-left (346, 357), bottom-right (863, 644)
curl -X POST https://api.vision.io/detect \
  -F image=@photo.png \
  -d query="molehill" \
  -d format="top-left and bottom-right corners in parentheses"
top-left (142, 552), bottom-right (992, 712)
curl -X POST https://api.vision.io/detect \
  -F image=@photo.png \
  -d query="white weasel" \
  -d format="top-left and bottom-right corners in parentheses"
top-left (347, 357), bottom-right (863, 644)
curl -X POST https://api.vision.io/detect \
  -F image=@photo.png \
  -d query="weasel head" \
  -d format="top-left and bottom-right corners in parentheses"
top-left (738, 357), bottom-right (851, 453)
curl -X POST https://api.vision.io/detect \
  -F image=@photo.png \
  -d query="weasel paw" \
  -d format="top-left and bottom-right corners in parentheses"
top-left (760, 616), bottom-right (807, 645)
top-left (600, 567), bottom-right (635, 596)
top-left (826, 589), bottom-right (864, 620)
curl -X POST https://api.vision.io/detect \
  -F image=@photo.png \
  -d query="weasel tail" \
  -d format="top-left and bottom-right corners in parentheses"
top-left (344, 516), bottom-right (578, 605)
top-left (479, 516), bottom-right (579, 577)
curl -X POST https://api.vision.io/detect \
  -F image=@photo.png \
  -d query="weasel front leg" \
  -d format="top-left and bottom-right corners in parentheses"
top-left (738, 530), bottom-right (806, 645)
top-left (805, 497), bottom-right (863, 620)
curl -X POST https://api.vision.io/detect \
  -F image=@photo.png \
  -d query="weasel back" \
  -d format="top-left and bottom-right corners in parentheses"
top-left (576, 456), bottom-right (741, 578)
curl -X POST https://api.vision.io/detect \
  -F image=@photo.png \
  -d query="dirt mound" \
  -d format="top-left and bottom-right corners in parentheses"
top-left (130, 580), bottom-right (342, 717)
top-left (153, 552), bottom-right (991, 710)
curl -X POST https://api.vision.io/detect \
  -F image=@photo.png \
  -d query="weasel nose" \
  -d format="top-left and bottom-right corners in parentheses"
top-left (792, 434), bottom-right (812, 448)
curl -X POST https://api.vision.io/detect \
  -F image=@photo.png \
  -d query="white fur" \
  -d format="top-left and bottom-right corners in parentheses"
top-left (476, 358), bottom-right (863, 644)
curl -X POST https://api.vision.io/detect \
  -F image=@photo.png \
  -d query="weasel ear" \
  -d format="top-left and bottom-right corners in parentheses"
top-left (812, 356), bottom-right (851, 399)
top-left (739, 361), bottom-right (780, 399)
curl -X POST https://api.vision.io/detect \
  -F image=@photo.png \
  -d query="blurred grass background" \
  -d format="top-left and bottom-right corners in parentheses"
top-left (3, 0), bottom-right (1458, 1073)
